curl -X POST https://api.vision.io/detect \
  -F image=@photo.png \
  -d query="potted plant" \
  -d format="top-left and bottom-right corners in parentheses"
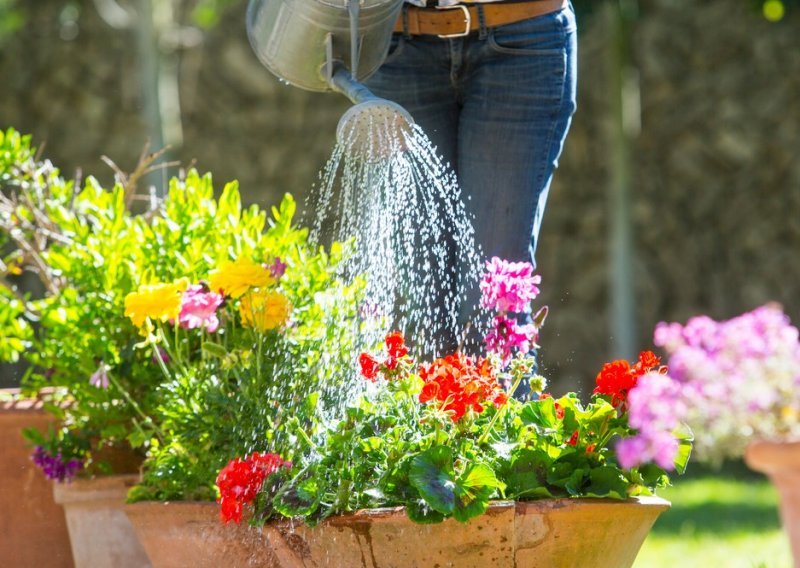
top-left (127, 257), bottom-right (693, 567)
top-left (0, 127), bottom-right (362, 566)
top-left (652, 304), bottom-right (800, 563)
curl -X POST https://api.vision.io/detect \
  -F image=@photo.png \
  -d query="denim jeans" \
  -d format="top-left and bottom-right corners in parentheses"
top-left (365, 3), bottom-right (578, 352)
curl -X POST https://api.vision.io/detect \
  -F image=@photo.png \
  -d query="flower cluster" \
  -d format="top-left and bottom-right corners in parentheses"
top-left (358, 331), bottom-right (412, 381)
top-left (480, 257), bottom-right (544, 366)
top-left (419, 353), bottom-right (508, 421)
top-left (479, 257), bottom-right (541, 314)
top-left (124, 257), bottom-right (291, 338)
top-left (216, 452), bottom-right (292, 524)
top-left (228, 258), bottom-right (691, 528)
top-left (593, 351), bottom-right (665, 410)
top-left (653, 304), bottom-right (800, 463)
top-left (31, 446), bottom-right (84, 482)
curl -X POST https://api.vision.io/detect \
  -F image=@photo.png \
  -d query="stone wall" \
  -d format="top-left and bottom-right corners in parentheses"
top-left (1, 0), bottom-right (798, 391)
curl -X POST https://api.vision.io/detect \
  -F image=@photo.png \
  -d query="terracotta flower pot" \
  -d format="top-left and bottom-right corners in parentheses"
top-left (126, 496), bottom-right (669, 568)
top-left (0, 388), bottom-right (74, 568)
top-left (126, 501), bottom-right (279, 567)
top-left (745, 439), bottom-right (800, 566)
top-left (53, 474), bottom-right (152, 568)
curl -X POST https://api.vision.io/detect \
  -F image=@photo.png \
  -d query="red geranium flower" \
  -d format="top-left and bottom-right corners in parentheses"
top-left (418, 353), bottom-right (506, 422)
top-left (593, 351), bottom-right (665, 410)
top-left (358, 332), bottom-right (413, 378)
top-left (216, 452), bottom-right (291, 524)
top-left (385, 331), bottom-right (409, 359)
top-left (359, 352), bottom-right (381, 381)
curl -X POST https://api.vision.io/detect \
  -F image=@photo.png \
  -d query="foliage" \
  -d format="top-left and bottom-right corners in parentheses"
top-left (215, 258), bottom-right (693, 526)
top-left (0, 127), bottom-right (363, 485)
top-left (125, 219), bottom-right (365, 503)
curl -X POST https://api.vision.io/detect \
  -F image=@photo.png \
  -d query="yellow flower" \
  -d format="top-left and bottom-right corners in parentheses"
top-left (239, 290), bottom-right (291, 331)
top-left (208, 258), bottom-right (274, 299)
top-left (124, 280), bottom-right (188, 329)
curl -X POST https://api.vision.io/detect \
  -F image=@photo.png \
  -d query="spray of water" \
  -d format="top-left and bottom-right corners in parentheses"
top-left (305, 116), bottom-right (490, 362)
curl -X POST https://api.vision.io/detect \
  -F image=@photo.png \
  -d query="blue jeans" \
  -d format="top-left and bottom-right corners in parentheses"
top-left (365, 3), bottom-right (578, 352)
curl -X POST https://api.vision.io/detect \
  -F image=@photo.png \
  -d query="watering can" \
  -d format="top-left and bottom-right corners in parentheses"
top-left (246, 0), bottom-right (414, 152)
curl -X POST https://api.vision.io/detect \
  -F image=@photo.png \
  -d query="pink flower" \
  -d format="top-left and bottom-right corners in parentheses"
top-left (484, 315), bottom-right (538, 365)
top-left (89, 364), bottom-right (110, 389)
top-left (178, 285), bottom-right (224, 333)
top-left (479, 257), bottom-right (541, 314)
top-left (615, 372), bottom-right (685, 470)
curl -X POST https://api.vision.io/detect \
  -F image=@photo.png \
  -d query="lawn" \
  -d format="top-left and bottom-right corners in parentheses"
top-left (634, 464), bottom-right (792, 568)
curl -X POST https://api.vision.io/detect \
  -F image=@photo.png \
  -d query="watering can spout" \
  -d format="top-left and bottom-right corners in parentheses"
top-left (328, 66), bottom-right (415, 157)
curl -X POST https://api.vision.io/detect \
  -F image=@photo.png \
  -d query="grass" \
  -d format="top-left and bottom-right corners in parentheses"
top-left (634, 463), bottom-right (792, 568)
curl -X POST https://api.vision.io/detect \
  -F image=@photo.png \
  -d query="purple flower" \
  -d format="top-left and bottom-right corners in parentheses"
top-left (358, 301), bottom-right (382, 320)
top-left (267, 257), bottom-right (287, 280)
top-left (479, 257), bottom-right (541, 314)
top-left (178, 285), bottom-right (224, 333)
top-left (31, 446), bottom-right (84, 482)
top-left (89, 364), bottom-right (110, 389)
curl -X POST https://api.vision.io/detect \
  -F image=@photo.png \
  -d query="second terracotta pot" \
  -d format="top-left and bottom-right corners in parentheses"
top-left (54, 474), bottom-right (152, 568)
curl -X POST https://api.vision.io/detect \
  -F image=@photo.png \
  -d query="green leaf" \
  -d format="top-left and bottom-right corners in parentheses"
top-left (406, 500), bottom-right (446, 524)
top-left (585, 466), bottom-right (628, 499)
top-left (503, 448), bottom-right (550, 498)
top-left (462, 463), bottom-right (505, 491)
top-left (672, 422), bottom-right (694, 475)
top-left (451, 464), bottom-right (503, 523)
top-left (273, 474), bottom-right (320, 518)
top-left (201, 342), bottom-right (228, 357)
top-left (409, 446), bottom-right (456, 515)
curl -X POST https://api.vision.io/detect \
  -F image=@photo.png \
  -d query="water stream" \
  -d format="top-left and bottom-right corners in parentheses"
top-left (304, 118), bottom-right (490, 362)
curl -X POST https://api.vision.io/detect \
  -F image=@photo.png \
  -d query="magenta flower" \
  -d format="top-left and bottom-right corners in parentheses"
top-left (179, 285), bottom-right (224, 333)
top-left (484, 315), bottom-right (539, 365)
top-left (479, 257), bottom-right (541, 314)
top-left (89, 364), bottom-right (110, 389)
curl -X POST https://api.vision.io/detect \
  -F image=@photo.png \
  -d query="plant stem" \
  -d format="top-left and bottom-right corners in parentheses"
top-left (293, 418), bottom-right (318, 452)
top-left (106, 372), bottom-right (165, 443)
top-left (477, 369), bottom-right (526, 446)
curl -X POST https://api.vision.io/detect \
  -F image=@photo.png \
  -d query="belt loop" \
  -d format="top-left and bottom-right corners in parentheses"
top-left (402, 3), bottom-right (411, 39)
top-left (476, 4), bottom-right (488, 40)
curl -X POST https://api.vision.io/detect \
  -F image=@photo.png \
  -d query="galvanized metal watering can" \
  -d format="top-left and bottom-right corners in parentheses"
top-left (246, 0), bottom-right (414, 151)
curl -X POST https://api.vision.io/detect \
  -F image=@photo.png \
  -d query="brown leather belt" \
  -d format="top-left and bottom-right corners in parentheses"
top-left (393, 0), bottom-right (568, 38)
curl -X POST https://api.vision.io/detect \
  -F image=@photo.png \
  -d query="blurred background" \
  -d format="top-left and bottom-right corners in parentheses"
top-left (1, 0), bottom-right (799, 392)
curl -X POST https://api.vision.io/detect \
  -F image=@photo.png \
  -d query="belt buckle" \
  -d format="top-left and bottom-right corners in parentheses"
top-left (436, 4), bottom-right (471, 39)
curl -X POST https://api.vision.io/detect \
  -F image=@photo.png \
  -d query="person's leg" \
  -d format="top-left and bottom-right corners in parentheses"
top-left (365, 34), bottom-right (460, 168)
top-left (457, 4), bottom-right (578, 332)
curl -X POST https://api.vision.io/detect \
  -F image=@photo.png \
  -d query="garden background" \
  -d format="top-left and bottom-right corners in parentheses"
top-left (1, 0), bottom-right (798, 394)
top-left (2, 0), bottom-right (799, 566)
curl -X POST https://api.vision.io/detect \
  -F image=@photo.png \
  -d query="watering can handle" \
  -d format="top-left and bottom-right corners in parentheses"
top-left (348, 0), bottom-right (361, 76)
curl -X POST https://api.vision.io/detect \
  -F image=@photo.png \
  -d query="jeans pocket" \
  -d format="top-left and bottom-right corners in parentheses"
top-left (488, 7), bottom-right (575, 56)
top-left (381, 34), bottom-right (407, 65)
